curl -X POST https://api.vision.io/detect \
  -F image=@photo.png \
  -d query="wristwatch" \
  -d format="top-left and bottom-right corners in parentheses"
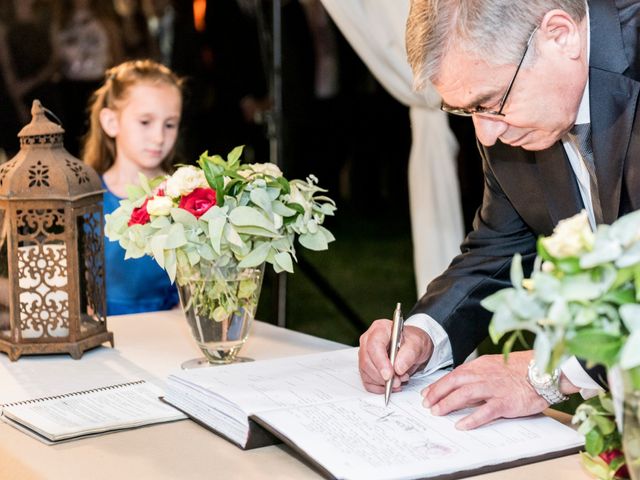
top-left (526, 360), bottom-right (569, 405)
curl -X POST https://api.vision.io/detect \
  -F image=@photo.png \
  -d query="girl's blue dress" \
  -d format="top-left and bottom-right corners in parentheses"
top-left (102, 182), bottom-right (179, 315)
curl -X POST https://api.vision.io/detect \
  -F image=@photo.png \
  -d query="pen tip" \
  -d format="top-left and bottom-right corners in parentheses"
top-left (396, 302), bottom-right (401, 310)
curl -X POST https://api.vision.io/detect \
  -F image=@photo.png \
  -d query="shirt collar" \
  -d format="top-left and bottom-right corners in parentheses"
top-left (575, 3), bottom-right (591, 125)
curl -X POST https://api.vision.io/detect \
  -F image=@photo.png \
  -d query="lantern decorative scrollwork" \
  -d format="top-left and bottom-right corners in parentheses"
top-left (0, 100), bottom-right (113, 360)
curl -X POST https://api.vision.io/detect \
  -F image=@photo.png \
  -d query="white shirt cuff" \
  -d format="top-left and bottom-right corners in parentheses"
top-left (560, 356), bottom-right (604, 399)
top-left (404, 313), bottom-right (453, 375)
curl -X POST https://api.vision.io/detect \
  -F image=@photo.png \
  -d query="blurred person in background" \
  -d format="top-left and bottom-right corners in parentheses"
top-left (113, 0), bottom-right (157, 60)
top-left (0, 0), bottom-right (59, 156)
top-left (52, 0), bottom-right (124, 155)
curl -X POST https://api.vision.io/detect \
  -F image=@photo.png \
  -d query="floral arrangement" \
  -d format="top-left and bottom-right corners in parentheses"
top-left (573, 392), bottom-right (629, 479)
top-left (105, 146), bottom-right (336, 320)
top-left (481, 210), bottom-right (640, 479)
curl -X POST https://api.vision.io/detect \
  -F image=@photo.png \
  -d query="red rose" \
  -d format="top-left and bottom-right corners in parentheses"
top-left (128, 198), bottom-right (151, 226)
top-left (178, 188), bottom-right (217, 218)
top-left (599, 449), bottom-right (629, 479)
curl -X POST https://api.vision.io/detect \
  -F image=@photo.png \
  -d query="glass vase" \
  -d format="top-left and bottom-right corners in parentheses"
top-left (176, 263), bottom-right (264, 368)
top-left (623, 369), bottom-right (640, 480)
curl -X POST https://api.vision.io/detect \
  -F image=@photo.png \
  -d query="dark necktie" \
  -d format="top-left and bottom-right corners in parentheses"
top-left (569, 123), bottom-right (604, 225)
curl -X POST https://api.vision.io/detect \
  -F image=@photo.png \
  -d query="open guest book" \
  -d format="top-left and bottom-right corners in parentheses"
top-left (163, 348), bottom-right (584, 480)
top-left (1, 380), bottom-right (186, 444)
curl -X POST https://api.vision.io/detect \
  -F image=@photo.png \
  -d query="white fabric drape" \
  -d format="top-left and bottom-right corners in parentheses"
top-left (319, 0), bottom-right (463, 296)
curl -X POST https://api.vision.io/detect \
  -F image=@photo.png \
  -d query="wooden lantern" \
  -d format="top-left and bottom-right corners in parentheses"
top-left (0, 100), bottom-right (113, 360)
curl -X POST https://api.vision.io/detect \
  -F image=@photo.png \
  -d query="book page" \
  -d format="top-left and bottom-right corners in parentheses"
top-left (256, 391), bottom-right (584, 480)
top-left (1, 382), bottom-right (186, 442)
top-left (168, 347), bottom-right (366, 415)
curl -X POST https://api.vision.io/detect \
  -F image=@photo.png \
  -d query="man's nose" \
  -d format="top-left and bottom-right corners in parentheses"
top-left (472, 115), bottom-right (509, 147)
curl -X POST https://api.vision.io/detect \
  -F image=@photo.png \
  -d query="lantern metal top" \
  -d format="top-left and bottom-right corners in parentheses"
top-left (0, 100), bottom-right (103, 201)
top-left (18, 100), bottom-right (65, 138)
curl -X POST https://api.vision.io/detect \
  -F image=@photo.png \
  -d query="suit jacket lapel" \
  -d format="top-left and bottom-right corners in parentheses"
top-left (590, 69), bottom-right (640, 224)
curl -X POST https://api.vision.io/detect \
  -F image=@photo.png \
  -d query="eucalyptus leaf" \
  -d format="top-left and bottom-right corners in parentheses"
top-left (510, 253), bottom-right (524, 290)
top-left (318, 226), bottom-right (335, 243)
top-left (197, 243), bottom-right (215, 261)
top-left (619, 330), bottom-right (640, 370)
top-left (272, 200), bottom-right (297, 217)
top-left (187, 249), bottom-right (200, 266)
top-left (224, 224), bottom-right (245, 248)
top-left (171, 208), bottom-right (198, 227)
top-left (233, 225), bottom-right (280, 238)
top-left (274, 251), bottom-right (294, 273)
top-left (150, 234), bottom-right (168, 267)
top-left (237, 242), bottom-right (270, 268)
top-left (165, 249), bottom-right (177, 283)
top-left (299, 231), bottom-right (328, 251)
top-left (249, 188), bottom-right (271, 214)
top-left (165, 223), bottom-right (187, 249)
top-left (619, 304), bottom-right (640, 332)
top-left (208, 216), bottom-right (226, 254)
top-left (229, 206), bottom-right (278, 233)
top-left (150, 215), bottom-right (171, 229)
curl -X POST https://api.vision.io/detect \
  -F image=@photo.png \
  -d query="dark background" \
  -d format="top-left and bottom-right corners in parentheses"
top-left (0, 0), bottom-right (483, 347)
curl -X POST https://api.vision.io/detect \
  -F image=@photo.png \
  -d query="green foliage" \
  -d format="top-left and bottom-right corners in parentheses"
top-left (105, 147), bottom-right (337, 285)
top-left (482, 210), bottom-right (640, 374)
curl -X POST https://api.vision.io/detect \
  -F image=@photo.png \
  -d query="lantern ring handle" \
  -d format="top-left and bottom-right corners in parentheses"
top-left (42, 107), bottom-right (63, 127)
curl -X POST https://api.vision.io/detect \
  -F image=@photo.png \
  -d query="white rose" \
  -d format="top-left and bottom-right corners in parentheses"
top-left (542, 210), bottom-right (594, 258)
top-left (146, 196), bottom-right (173, 216)
top-left (165, 166), bottom-right (208, 198)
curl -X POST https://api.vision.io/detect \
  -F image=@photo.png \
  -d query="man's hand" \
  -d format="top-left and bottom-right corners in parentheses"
top-left (421, 350), bottom-right (550, 430)
top-left (358, 320), bottom-right (434, 393)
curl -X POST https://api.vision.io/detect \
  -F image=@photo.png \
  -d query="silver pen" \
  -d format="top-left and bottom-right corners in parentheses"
top-left (384, 302), bottom-right (404, 406)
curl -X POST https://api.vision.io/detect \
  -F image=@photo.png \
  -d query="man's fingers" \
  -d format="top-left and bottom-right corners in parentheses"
top-left (422, 367), bottom-right (480, 407)
top-left (454, 400), bottom-right (504, 430)
top-left (395, 326), bottom-right (432, 375)
top-left (427, 382), bottom-right (490, 416)
top-left (358, 320), bottom-right (394, 387)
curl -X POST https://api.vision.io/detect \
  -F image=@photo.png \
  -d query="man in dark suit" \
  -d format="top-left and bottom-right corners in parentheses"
top-left (359, 0), bottom-right (640, 429)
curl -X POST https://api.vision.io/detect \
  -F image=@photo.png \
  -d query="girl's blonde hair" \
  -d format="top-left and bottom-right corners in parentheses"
top-left (82, 59), bottom-right (183, 174)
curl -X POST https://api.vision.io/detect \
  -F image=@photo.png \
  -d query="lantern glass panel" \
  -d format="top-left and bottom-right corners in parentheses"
top-left (16, 207), bottom-right (69, 338)
top-left (77, 209), bottom-right (106, 334)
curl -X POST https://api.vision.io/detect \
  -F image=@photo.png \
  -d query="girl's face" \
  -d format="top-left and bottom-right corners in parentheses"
top-left (105, 82), bottom-right (182, 173)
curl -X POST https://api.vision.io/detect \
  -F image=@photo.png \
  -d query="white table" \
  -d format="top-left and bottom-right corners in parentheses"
top-left (0, 310), bottom-right (590, 480)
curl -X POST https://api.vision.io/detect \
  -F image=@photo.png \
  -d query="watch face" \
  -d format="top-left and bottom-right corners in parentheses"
top-left (529, 363), bottom-right (553, 387)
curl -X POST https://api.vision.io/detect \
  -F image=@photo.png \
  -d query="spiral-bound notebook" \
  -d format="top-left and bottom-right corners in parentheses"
top-left (1, 380), bottom-right (186, 444)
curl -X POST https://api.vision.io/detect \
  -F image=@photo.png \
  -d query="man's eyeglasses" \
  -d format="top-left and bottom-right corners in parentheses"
top-left (441, 26), bottom-right (539, 117)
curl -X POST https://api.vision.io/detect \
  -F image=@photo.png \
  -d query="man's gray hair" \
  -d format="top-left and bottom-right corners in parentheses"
top-left (406, 0), bottom-right (586, 90)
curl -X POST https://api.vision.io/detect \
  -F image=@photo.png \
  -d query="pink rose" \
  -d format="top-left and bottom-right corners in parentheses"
top-left (178, 188), bottom-right (216, 218)
top-left (128, 198), bottom-right (151, 226)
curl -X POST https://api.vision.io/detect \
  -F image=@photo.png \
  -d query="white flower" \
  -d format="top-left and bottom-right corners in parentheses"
top-left (146, 195), bottom-right (173, 216)
top-left (542, 210), bottom-right (594, 258)
top-left (238, 162), bottom-right (283, 179)
top-left (165, 166), bottom-right (208, 198)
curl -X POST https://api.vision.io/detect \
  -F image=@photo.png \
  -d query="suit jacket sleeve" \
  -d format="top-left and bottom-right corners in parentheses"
top-left (409, 143), bottom-right (538, 366)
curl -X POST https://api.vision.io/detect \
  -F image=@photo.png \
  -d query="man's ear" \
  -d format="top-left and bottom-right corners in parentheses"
top-left (99, 108), bottom-right (119, 138)
top-left (539, 9), bottom-right (584, 60)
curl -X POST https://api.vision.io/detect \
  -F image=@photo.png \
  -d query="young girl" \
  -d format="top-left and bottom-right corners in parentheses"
top-left (83, 59), bottom-right (182, 315)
